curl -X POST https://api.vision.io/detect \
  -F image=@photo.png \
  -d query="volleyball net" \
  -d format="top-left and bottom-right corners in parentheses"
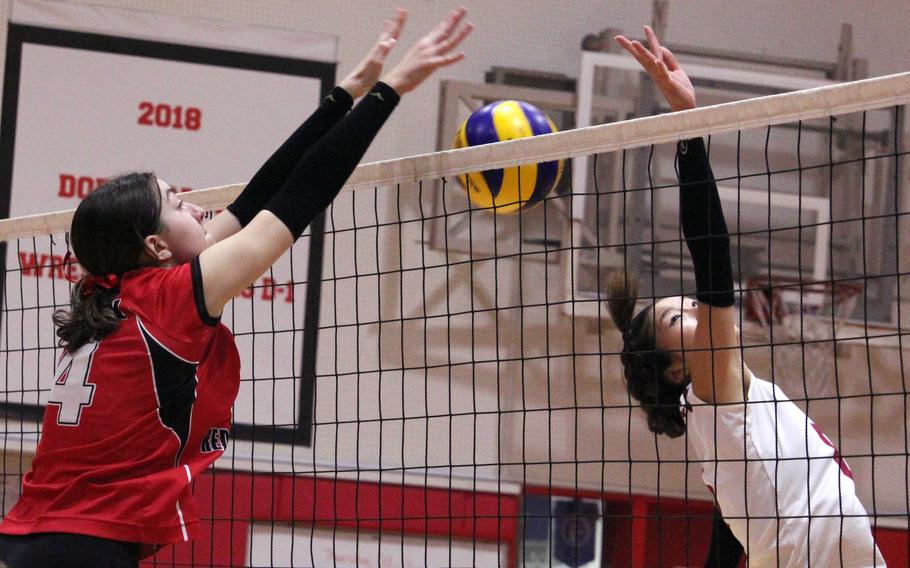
top-left (0, 72), bottom-right (908, 566)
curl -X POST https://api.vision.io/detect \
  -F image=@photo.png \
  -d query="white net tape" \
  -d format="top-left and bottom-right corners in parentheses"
top-left (1, 72), bottom-right (908, 242)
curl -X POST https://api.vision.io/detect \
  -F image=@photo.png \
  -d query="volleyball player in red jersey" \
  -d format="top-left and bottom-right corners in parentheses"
top-left (0, 8), bottom-right (472, 567)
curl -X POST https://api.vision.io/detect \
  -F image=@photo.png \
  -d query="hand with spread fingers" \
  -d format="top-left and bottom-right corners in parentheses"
top-left (615, 26), bottom-right (696, 112)
top-left (339, 7), bottom-right (408, 99)
top-left (382, 6), bottom-right (474, 95)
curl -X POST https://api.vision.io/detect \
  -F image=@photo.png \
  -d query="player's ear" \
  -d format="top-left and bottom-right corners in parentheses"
top-left (664, 364), bottom-right (686, 385)
top-left (141, 234), bottom-right (173, 264)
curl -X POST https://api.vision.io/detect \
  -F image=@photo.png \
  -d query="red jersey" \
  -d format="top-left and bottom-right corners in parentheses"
top-left (0, 258), bottom-right (239, 546)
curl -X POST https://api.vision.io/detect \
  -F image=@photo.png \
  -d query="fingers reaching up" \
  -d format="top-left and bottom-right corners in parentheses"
top-left (374, 7), bottom-right (407, 59)
top-left (382, 6), bottom-right (474, 95)
top-left (615, 26), bottom-right (696, 112)
top-left (339, 7), bottom-right (408, 99)
top-left (616, 35), bottom-right (662, 73)
top-left (643, 26), bottom-right (663, 62)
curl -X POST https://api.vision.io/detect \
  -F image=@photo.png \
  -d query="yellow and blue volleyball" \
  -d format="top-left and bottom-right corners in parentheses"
top-left (453, 100), bottom-right (563, 214)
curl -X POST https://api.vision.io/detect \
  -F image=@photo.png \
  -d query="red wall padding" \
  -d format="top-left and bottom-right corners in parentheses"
top-left (142, 471), bottom-right (906, 567)
top-left (143, 469), bottom-right (519, 567)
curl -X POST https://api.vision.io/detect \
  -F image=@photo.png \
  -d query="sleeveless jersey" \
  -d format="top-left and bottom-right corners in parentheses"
top-left (682, 371), bottom-right (884, 567)
top-left (0, 258), bottom-right (240, 546)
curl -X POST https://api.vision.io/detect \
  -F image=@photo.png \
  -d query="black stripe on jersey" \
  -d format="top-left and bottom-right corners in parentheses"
top-left (191, 256), bottom-right (220, 327)
top-left (137, 318), bottom-right (198, 467)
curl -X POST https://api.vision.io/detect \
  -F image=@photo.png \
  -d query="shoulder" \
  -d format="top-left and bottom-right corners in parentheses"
top-left (119, 259), bottom-right (218, 329)
top-left (680, 383), bottom-right (707, 427)
top-left (686, 367), bottom-right (774, 409)
top-left (121, 262), bottom-right (191, 287)
top-left (741, 372), bottom-right (784, 403)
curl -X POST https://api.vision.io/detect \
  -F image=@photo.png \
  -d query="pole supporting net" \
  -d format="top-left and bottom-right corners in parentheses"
top-left (0, 72), bottom-right (908, 566)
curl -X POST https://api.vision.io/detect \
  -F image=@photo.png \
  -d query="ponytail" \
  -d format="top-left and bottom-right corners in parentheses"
top-left (608, 272), bottom-right (687, 438)
top-left (54, 172), bottom-right (161, 350)
top-left (53, 280), bottom-right (121, 350)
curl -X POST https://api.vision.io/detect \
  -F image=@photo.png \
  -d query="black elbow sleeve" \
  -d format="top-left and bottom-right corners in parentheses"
top-left (678, 138), bottom-right (735, 308)
top-left (264, 82), bottom-right (400, 239)
top-left (227, 86), bottom-right (354, 227)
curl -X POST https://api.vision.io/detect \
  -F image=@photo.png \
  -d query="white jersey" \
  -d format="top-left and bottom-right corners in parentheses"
top-left (682, 371), bottom-right (885, 567)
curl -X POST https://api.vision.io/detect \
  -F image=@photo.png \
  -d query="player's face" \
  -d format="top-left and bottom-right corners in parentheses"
top-left (653, 296), bottom-right (699, 384)
top-left (155, 178), bottom-right (214, 265)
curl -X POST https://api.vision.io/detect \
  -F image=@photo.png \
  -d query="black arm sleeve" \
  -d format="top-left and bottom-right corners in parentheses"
top-left (704, 508), bottom-right (744, 567)
top-left (677, 137), bottom-right (735, 307)
top-left (226, 86), bottom-right (354, 226)
top-left (263, 81), bottom-right (400, 239)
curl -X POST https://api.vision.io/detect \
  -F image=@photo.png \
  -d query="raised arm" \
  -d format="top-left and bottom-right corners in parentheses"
top-left (617, 27), bottom-right (746, 404)
top-left (198, 7), bottom-right (473, 317)
top-left (204, 8), bottom-right (408, 242)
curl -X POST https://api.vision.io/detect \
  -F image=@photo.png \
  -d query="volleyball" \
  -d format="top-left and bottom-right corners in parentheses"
top-left (453, 100), bottom-right (564, 213)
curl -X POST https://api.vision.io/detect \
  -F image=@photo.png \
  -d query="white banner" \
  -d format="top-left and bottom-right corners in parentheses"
top-left (1, 0), bottom-right (337, 444)
top-left (247, 524), bottom-right (507, 567)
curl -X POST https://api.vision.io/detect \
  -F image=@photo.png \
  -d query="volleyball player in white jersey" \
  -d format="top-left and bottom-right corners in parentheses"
top-left (608, 27), bottom-right (885, 567)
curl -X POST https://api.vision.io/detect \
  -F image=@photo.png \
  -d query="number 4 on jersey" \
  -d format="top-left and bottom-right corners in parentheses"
top-left (48, 342), bottom-right (99, 426)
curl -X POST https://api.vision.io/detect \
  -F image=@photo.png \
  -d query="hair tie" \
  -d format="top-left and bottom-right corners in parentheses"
top-left (81, 274), bottom-right (120, 296)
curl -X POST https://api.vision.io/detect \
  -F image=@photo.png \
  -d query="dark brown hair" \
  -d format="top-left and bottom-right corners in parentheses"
top-left (53, 173), bottom-right (162, 350)
top-left (607, 272), bottom-right (687, 438)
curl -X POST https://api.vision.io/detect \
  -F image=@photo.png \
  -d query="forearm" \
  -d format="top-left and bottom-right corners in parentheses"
top-left (677, 137), bottom-right (734, 307)
top-left (200, 211), bottom-right (295, 316)
top-left (263, 81), bottom-right (400, 238)
top-left (201, 82), bottom-right (398, 314)
top-left (226, 86), bottom-right (355, 226)
top-left (679, 139), bottom-right (746, 404)
top-left (203, 208), bottom-right (243, 242)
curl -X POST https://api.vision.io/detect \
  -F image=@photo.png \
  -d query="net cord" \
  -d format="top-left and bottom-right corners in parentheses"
top-left (0, 71), bottom-right (907, 241)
